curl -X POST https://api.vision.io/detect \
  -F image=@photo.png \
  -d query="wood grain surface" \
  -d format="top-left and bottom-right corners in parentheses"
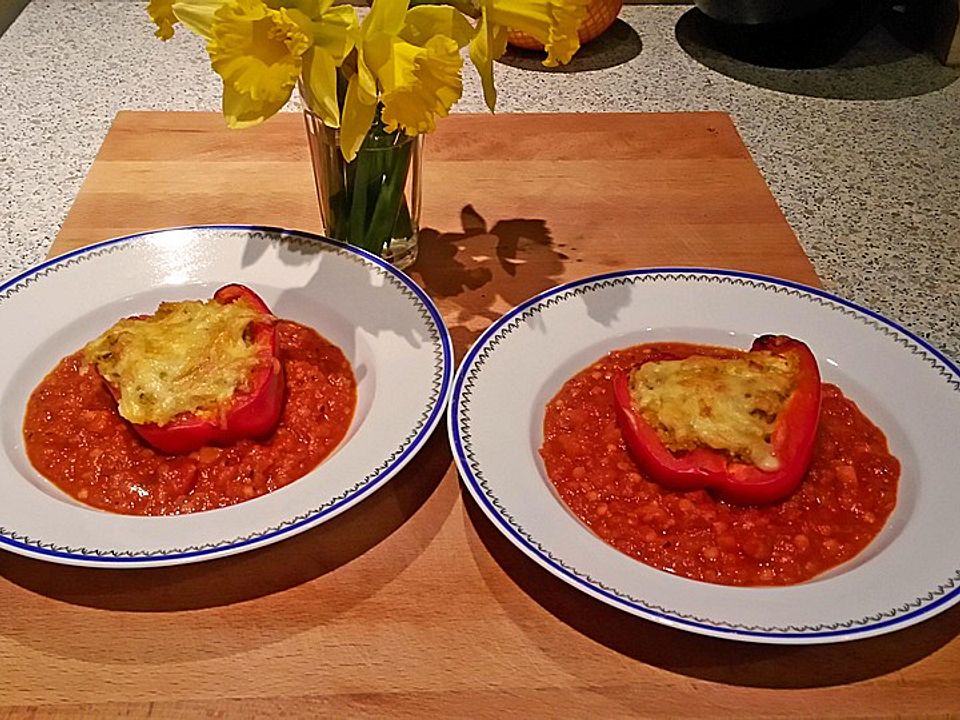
top-left (4, 111), bottom-right (957, 718)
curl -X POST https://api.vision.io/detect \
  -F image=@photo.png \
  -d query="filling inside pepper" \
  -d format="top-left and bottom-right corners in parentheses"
top-left (84, 298), bottom-right (264, 426)
top-left (627, 351), bottom-right (800, 471)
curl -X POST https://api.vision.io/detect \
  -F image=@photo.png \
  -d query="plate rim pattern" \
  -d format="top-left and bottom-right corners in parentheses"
top-left (0, 225), bottom-right (453, 564)
top-left (450, 267), bottom-right (960, 640)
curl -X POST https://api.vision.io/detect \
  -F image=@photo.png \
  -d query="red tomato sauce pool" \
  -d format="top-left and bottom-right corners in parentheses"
top-left (24, 321), bottom-right (356, 516)
top-left (540, 343), bottom-right (900, 586)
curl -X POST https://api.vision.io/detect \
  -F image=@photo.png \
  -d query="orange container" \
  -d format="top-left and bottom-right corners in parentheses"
top-left (507, 0), bottom-right (624, 50)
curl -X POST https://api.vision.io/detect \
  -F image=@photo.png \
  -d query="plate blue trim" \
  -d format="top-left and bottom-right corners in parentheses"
top-left (450, 267), bottom-right (960, 640)
top-left (1, 225), bottom-right (453, 564)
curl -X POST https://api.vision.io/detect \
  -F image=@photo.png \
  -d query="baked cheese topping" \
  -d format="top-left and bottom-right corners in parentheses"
top-left (629, 351), bottom-right (799, 470)
top-left (84, 299), bottom-right (264, 426)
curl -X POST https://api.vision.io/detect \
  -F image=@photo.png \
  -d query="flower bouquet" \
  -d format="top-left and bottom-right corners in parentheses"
top-left (148, 0), bottom-right (590, 265)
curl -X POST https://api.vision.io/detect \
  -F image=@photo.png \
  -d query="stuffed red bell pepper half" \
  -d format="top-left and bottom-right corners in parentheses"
top-left (612, 335), bottom-right (822, 505)
top-left (84, 283), bottom-right (285, 455)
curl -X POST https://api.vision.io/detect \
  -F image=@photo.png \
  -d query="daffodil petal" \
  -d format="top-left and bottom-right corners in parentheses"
top-left (401, 6), bottom-right (476, 49)
top-left (222, 82), bottom-right (289, 128)
top-left (301, 48), bottom-right (340, 127)
top-left (363, 0), bottom-right (407, 37)
top-left (364, 30), bottom-right (396, 74)
top-left (171, 0), bottom-right (224, 39)
top-left (340, 74), bottom-right (377, 161)
top-left (310, 5), bottom-right (357, 64)
top-left (356, 50), bottom-right (378, 105)
top-left (468, 10), bottom-right (506, 112)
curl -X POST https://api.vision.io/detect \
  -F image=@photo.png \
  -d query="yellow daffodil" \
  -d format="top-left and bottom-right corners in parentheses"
top-left (378, 34), bottom-right (463, 136)
top-left (340, 0), bottom-right (474, 161)
top-left (147, 0), bottom-right (179, 39)
top-left (147, 0), bottom-right (592, 259)
top-left (383, 5), bottom-right (474, 135)
top-left (470, 0), bottom-right (589, 111)
top-left (205, 0), bottom-right (312, 127)
top-left (167, 0), bottom-right (355, 129)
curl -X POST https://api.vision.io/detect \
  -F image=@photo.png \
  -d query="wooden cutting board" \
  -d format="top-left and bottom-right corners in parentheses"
top-left (50, 111), bottom-right (819, 359)
top-left (6, 112), bottom-right (956, 718)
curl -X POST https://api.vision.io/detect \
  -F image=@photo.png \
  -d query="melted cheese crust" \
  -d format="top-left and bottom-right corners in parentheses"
top-left (84, 299), bottom-right (263, 426)
top-left (629, 351), bottom-right (799, 470)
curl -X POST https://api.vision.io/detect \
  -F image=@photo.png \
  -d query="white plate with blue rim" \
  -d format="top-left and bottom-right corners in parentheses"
top-left (0, 225), bottom-right (452, 568)
top-left (449, 268), bottom-right (960, 644)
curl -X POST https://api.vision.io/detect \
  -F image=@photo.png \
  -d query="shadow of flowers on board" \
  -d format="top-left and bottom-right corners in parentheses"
top-left (412, 205), bottom-right (568, 357)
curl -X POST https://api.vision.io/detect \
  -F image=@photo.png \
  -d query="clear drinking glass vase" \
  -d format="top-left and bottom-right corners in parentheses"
top-left (302, 104), bottom-right (423, 269)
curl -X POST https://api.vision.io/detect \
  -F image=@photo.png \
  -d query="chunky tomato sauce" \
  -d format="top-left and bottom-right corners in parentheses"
top-left (24, 321), bottom-right (356, 516)
top-left (540, 343), bottom-right (900, 586)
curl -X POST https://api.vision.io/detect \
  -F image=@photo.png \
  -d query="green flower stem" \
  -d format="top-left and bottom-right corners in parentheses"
top-left (346, 150), bottom-right (374, 250)
top-left (363, 141), bottom-right (413, 254)
top-left (332, 160), bottom-right (353, 240)
top-left (393, 196), bottom-right (414, 240)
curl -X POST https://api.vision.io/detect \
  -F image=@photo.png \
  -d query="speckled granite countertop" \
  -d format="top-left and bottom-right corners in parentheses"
top-left (1, 0), bottom-right (958, 361)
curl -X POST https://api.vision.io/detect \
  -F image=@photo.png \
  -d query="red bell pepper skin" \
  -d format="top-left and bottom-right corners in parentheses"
top-left (107, 284), bottom-right (285, 455)
top-left (613, 335), bottom-right (822, 505)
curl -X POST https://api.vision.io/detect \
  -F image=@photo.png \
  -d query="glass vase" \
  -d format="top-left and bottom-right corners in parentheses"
top-left (302, 105), bottom-right (423, 269)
